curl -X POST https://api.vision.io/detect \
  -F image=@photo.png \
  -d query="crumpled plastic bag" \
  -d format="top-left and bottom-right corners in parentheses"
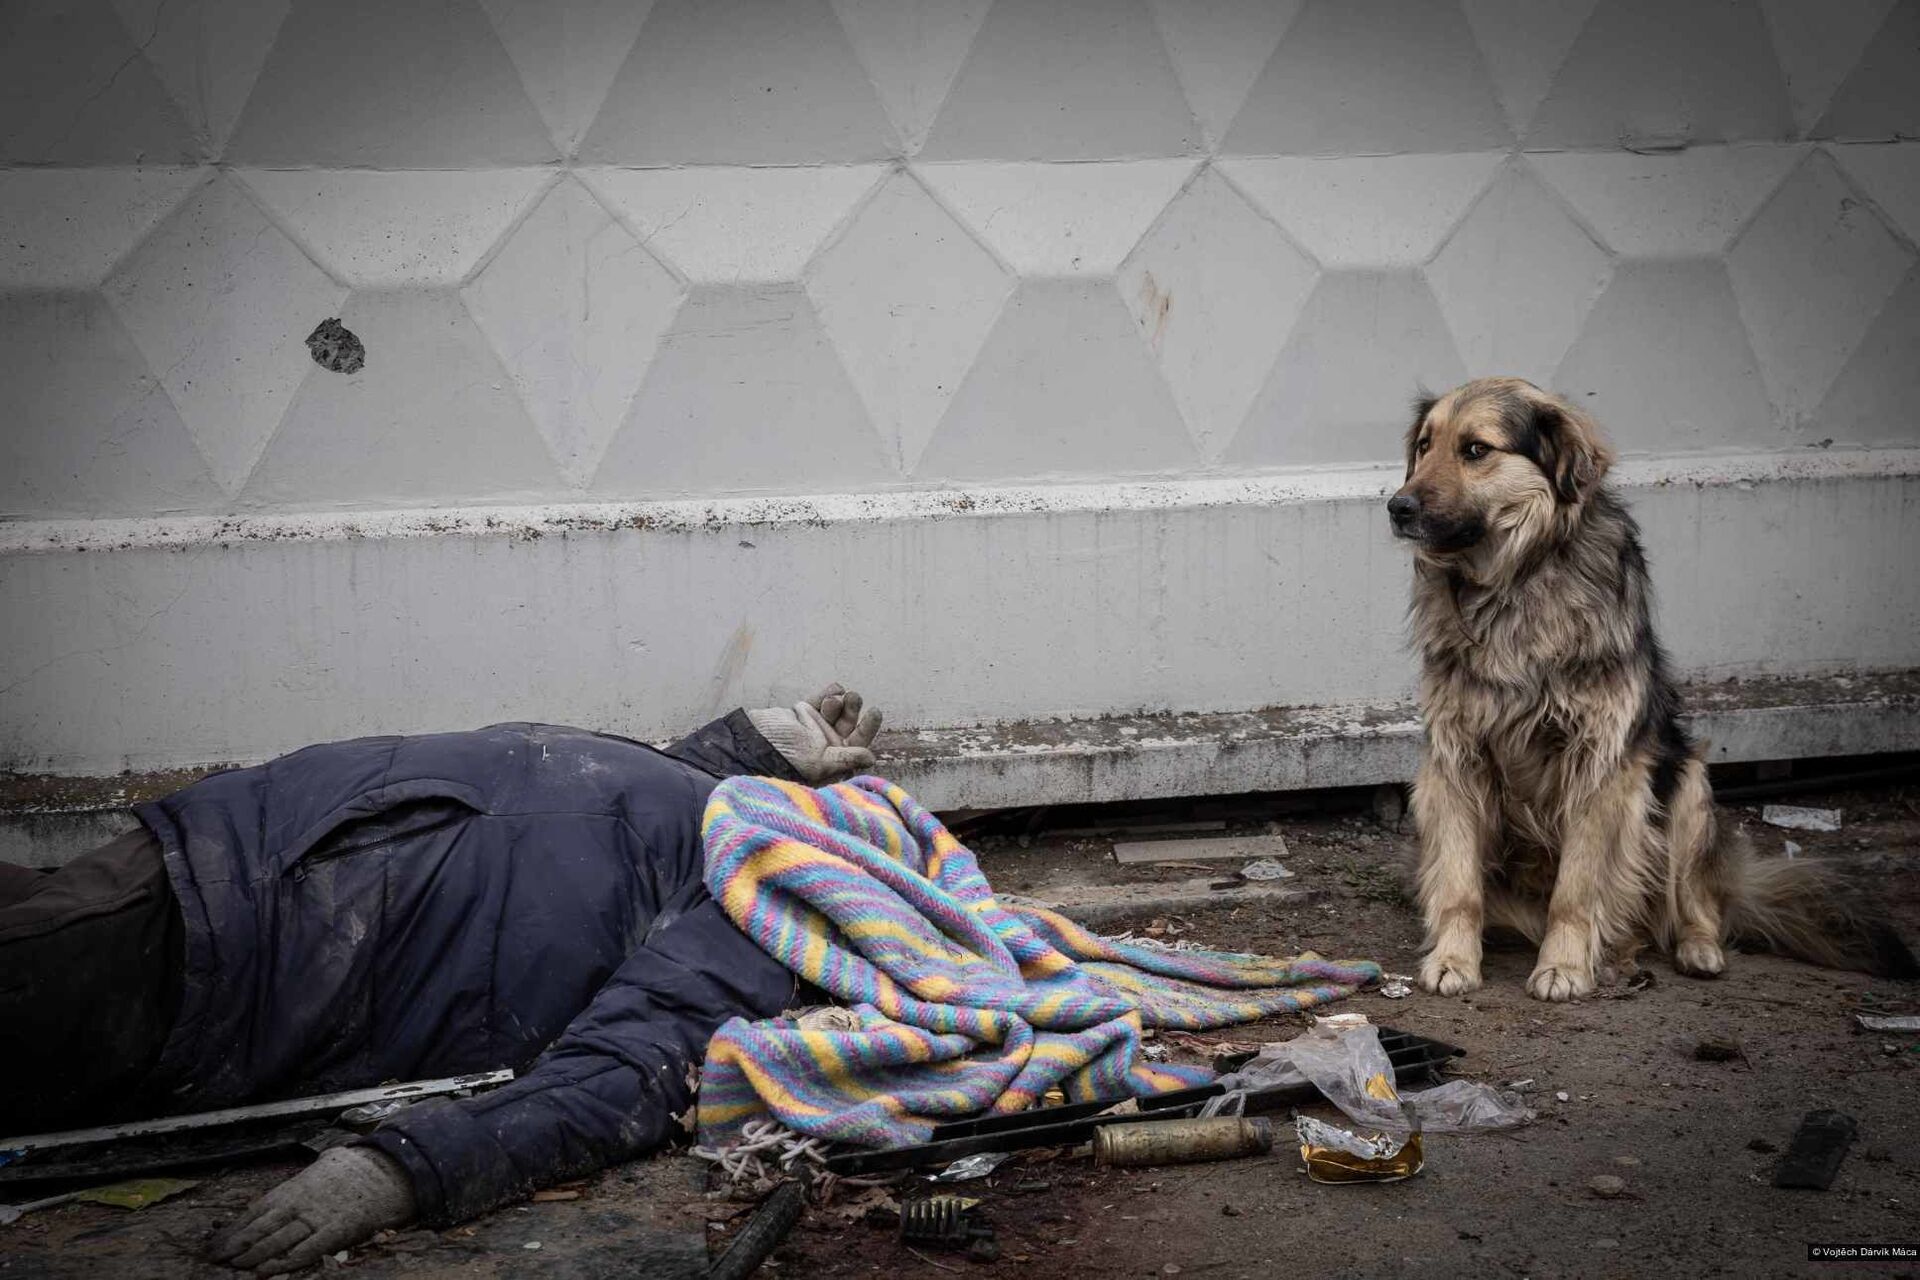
top-left (1215, 1020), bottom-right (1532, 1136)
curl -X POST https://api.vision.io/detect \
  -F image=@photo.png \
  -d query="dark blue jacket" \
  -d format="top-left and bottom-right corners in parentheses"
top-left (134, 713), bottom-right (801, 1225)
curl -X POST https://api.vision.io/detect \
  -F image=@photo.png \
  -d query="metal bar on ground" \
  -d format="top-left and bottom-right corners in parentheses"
top-left (0, 1070), bottom-right (515, 1154)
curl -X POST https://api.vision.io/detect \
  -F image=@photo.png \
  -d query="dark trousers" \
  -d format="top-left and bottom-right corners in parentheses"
top-left (0, 826), bottom-right (186, 1134)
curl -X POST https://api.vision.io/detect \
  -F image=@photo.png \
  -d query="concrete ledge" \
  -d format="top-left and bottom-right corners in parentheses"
top-left (882, 670), bottom-right (1920, 809)
top-left (5, 671), bottom-right (1913, 865)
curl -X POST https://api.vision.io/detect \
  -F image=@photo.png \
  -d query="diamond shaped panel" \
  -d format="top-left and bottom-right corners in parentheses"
top-left (0, 0), bottom-right (200, 164)
top-left (1554, 260), bottom-right (1778, 453)
top-left (1815, 0), bottom-right (1920, 140)
top-left (807, 170), bottom-right (1013, 473)
top-left (1530, 147), bottom-right (1803, 258)
top-left (476, 0), bottom-right (654, 155)
top-left (916, 160), bottom-right (1198, 276)
top-left (225, 0), bottom-right (558, 166)
top-left (1526, 0), bottom-right (1792, 148)
top-left (1815, 264), bottom-right (1920, 446)
top-left (1117, 166), bottom-right (1319, 457)
top-left (581, 166), bottom-right (885, 283)
top-left (579, 0), bottom-right (898, 164)
top-left (1427, 161), bottom-right (1613, 383)
top-left (0, 291), bottom-right (222, 517)
top-left (914, 278), bottom-right (1196, 481)
top-left (104, 174), bottom-right (349, 494)
top-left (0, 169), bottom-right (204, 289)
top-left (110, 0), bottom-right (292, 154)
top-left (831, 0), bottom-right (994, 155)
top-left (920, 0), bottom-right (1201, 161)
top-left (591, 286), bottom-right (895, 496)
top-left (1226, 270), bottom-right (1467, 466)
top-left (243, 290), bottom-right (564, 508)
top-left (1222, 0), bottom-right (1511, 155)
top-left (1220, 154), bottom-right (1505, 268)
top-left (463, 178), bottom-right (685, 485)
top-left (1728, 150), bottom-right (1913, 424)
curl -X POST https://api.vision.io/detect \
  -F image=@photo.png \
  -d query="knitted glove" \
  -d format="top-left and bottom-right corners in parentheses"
top-left (747, 683), bottom-right (883, 784)
top-left (209, 1147), bottom-right (416, 1274)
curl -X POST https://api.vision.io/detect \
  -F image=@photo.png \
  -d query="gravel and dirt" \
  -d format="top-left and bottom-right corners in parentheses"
top-left (4, 775), bottom-right (1916, 1280)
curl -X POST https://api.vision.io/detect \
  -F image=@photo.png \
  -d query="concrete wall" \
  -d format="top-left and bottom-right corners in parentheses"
top-left (3, 0), bottom-right (1919, 783)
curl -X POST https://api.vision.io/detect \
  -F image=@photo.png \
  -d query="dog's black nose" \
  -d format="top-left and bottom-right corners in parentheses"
top-left (1387, 493), bottom-right (1419, 525)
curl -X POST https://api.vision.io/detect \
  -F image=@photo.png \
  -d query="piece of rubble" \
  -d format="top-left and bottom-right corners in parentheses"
top-left (1773, 1110), bottom-right (1857, 1190)
top-left (1855, 1014), bottom-right (1920, 1032)
top-left (1238, 857), bottom-right (1293, 882)
top-left (1693, 1037), bottom-right (1743, 1062)
top-left (1588, 1175), bottom-right (1625, 1198)
top-left (1760, 805), bottom-right (1841, 832)
top-left (1112, 833), bottom-right (1289, 866)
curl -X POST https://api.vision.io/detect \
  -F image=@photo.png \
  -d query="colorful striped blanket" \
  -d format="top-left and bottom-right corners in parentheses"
top-left (695, 775), bottom-right (1381, 1151)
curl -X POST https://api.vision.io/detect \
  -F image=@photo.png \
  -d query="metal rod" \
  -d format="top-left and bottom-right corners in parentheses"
top-left (0, 1070), bottom-right (514, 1154)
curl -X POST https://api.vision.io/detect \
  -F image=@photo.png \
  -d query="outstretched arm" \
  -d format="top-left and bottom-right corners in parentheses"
top-left (670, 682), bottom-right (883, 784)
top-left (211, 893), bottom-right (797, 1272)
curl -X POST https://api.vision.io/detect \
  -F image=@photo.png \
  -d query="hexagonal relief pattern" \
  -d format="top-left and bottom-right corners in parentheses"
top-left (4, 0), bottom-right (1919, 517)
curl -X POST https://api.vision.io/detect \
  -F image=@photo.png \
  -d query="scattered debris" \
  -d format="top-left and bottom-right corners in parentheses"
top-left (1238, 858), bottom-right (1293, 882)
top-left (0, 1071), bottom-right (515, 1155)
top-left (0, 1191), bottom-right (78, 1226)
top-left (1110, 832), bottom-right (1275, 865)
top-left (1092, 1117), bottom-right (1274, 1168)
top-left (1555, 1092), bottom-right (1571, 1103)
top-left (1855, 1014), bottom-right (1920, 1032)
top-left (708, 1181), bottom-right (807, 1280)
top-left (1378, 975), bottom-right (1414, 1000)
top-left (305, 318), bottom-right (366, 374)
top-left (1588, 1175), bottom-right (1626, 1199)
top-left (899, 1195), bottom-right (997, 1261)
top-left (70, 1178), bottom-right (199, 1210)
top-left (1216, 1021), bottom-right (1520, 1133)
top-left (930, 1152), bottom-right (1011, 1183)
top-left (522, 1241), bottom-right (542, 1251)
top-left (1295, 1116), bottom-right (1423, 1184)
top-left (1783, 840), bottom-right (1802, 860)
top-left (794, 1007), bottom-right (862, 1033)
top-left (1693, 1037), bottom-right (1744, 1062)
top-left (1773, 1111), bottom-right (1857, 1190)
top-left (0, 1178), bottom-right (199, 1226)
top-left (1760, 805), bottom-right (1841, 832)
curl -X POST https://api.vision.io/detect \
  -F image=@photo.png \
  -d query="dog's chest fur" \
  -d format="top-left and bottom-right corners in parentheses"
top-left (1413, 530), bottom-right (1649, 848)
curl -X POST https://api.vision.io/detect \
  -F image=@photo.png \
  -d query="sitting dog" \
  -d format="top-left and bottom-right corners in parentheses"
top-left (1389, 377), bottom-right (1915, 1001)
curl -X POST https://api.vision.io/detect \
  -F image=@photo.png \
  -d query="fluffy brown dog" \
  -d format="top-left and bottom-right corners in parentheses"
top-left (1391, 377), bottom-right (1914, 1001)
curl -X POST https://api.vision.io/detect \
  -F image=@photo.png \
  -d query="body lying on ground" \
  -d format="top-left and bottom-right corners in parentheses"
top-left (0, 687), bottom-right (881, 1273)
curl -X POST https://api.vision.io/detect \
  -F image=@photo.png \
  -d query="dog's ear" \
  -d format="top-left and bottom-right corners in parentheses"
top-left (1532, 400), bottom-right (1611, 504)
top-left (1405, 393), bottom-right (1438, 479)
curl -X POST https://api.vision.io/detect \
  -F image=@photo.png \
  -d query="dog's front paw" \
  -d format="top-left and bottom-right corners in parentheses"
top-left (1526, 964), bottom-right (1594, 1002)
top-left (1420, 952), bottom-right (1482, 996)
top-left (1673, 937), bottom-right (1726, 977)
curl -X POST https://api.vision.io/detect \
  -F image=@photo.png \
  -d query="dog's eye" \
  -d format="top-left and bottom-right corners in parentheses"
top-left (1417, 438), bottom-right (1432, 455)
top-left (1463, 441), bottom-right (1492, 461)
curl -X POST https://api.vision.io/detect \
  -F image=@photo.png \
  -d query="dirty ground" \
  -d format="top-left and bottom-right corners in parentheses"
top-left (3, 777), bottom-right (1916, 1280)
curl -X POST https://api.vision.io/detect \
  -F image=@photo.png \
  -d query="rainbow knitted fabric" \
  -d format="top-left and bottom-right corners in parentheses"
top-left (695, 775), bottom-right (1381, 1151)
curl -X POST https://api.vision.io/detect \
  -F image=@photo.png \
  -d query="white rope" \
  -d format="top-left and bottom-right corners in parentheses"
top-left (691, 1119), bottom-right (903, 1195)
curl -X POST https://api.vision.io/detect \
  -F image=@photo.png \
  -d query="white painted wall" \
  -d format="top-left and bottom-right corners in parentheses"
top-left (3, 0), bottom-right (1919, 778)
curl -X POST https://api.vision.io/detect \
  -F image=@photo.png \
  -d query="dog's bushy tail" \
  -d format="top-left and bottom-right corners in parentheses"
top-left (1725, 838), bottom-right (1918, 978)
